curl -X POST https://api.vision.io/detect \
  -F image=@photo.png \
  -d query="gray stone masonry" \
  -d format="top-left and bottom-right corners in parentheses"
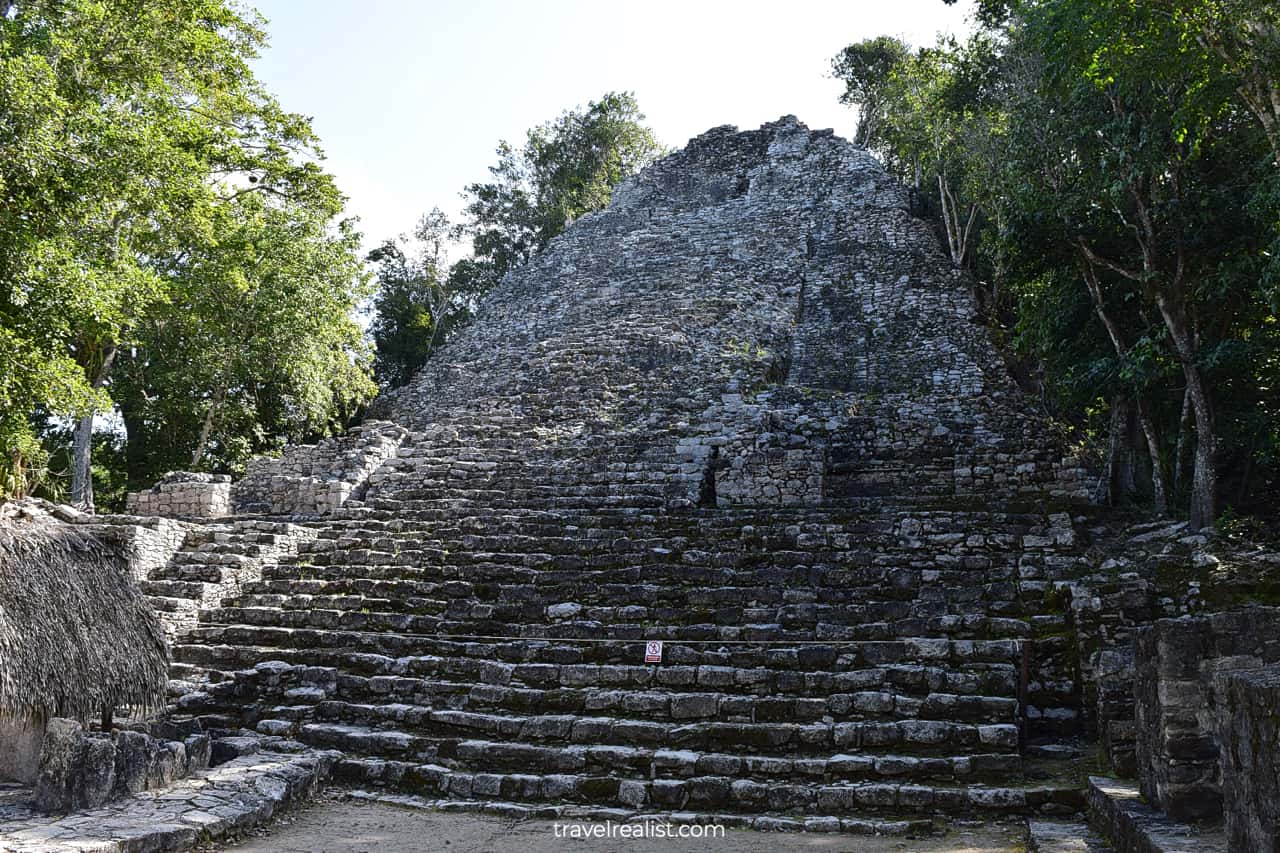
top-left (1217, 666), bottom-right (1280, 852)
top-left (126, 472), bottom-right (231, 518)
top-left (1057, 518), bottom-right (1280, 778)
top-left (232, 421), bottom-right (407, 515)
top-left (366, 116), bottom-right (1092, 509)
top-left (1133, 607), bottom-right (1280, 822)
top-left (0, 746), bottom-right (339, 852)
top-left (135, 519), bottom-right (318, 643)
top-left (1087, 776), bottom-right (1226, 853)
top-left (136, 119), bottom-right (1107, 831)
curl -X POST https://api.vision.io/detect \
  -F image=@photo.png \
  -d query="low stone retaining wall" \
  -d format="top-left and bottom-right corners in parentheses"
top-left (1087, 776), bottom-right (1226, 853)
top-left (0, 747), bottom-right (339, 852)
top-left (126, 472), bottom-right (232, 518)
top-left (33, 719), bottom-right (211, 813)
top-left (232, 420), bottom-right (407, 515)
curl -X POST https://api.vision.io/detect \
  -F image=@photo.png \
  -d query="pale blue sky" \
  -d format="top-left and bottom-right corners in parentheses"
top-left (250, 0), bottom-right (973, 250)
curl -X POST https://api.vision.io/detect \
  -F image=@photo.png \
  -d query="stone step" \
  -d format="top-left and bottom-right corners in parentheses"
top-left (150, 564), bottom-right (226, 583)
top-left (186, 654), bottom-right (1020, 703)
top-left (289, 720), bottom-right (1024, 783)
top-left (327, 749), bottom-right (1083, 818)
top-left (174, 627), bottom-right (1025, 670)
top-left (200, 602), bottom-right (1028, 641)
top-left (323, 675), bottom-right (1017, 722)
top-left (148, 595), bottom-right (200, 615)
top-left (219, 587), bottom-right (1032, 639)
top-left (1028, 819), bottom-right (1115, 852)
top-left (141, 579), bottom-right (209, 600)
top-left (298, 708), bottom-right (1019, 756)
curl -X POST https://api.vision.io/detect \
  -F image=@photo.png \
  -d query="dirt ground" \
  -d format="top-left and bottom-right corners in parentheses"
top-left (220, 795), bottom-right (1027, 853)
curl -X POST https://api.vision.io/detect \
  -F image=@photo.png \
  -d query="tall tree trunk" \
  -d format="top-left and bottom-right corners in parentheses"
top-left (1156, 294), bottom-right (1216, 529)
top-left (121, 403), bottom-right (148, 492)
top-left (1173, 387), bottom-right (1192, 498)
top-left (1107, 397), bottom-right (1140, 505)
top-left (1080, 260), bottom-right (1168, 514)
top-left (190, 384), bottom-right (226, 468)
top-left (69, 342), bottom-right (118, 511)
top-left (1137, 400), bottom-right (1168, 515)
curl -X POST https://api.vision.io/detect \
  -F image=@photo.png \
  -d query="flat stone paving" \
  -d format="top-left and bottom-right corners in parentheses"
top-left (223, 794), bottom-right (1030, 853)
top-left (0, 750), bottom-right (338, 853)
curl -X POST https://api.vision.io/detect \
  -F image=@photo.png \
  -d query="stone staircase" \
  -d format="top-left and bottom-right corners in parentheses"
top-left (140, 519), bottom-right (316, 643)
top-left (165, 504), bottom-right (1089, 829)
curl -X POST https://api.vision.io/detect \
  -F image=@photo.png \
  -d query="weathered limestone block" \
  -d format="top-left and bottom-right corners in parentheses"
top-left (112, 729), bottom-right (155, 796)
top-left (33, 720), bottom-right (117, 813)
top-left (1134, 607), bottom-right (1280, 821)
top-left (32, 718), bottom-right (213, 813)
top-left (1218, 667), bottom-right (1280, 852)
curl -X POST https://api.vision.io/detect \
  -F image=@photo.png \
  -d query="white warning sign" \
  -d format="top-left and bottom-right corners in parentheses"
top-left (644, 640), bottom-right (663, 663)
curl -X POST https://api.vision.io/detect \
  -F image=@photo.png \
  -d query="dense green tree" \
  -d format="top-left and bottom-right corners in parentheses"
top-left (840, 0), bottom-right (1280, 527)
top-left (832, 36), bottom-right (912, 149)
top-left (111, 194), bottom-right (374, 488)
top-left (366, 209), bottom-right (467, 390)
top-left (460, 92), bottom-right (664, 293)
top-left (0, 0), bottom-right (361, 506)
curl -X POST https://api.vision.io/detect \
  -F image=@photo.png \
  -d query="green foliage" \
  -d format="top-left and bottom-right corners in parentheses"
top-left (460, 91), bottom-right (664, 293)
top-left (832, 36), bottom-right (912, 148)
top-left (839, 0), bottom-right (1280, 524)
top-left (0, 0), bottom-right (372, 500)
top-left (368, 93), bottom-right (664, 391)
top-left (367, 209), bottom-right (467, 390)
top-left (113, 194), bottom-right (375, 485)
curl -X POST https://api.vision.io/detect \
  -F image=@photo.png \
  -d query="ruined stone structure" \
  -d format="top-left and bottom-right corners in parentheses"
top-left (127, 472), bottom-right (232, 519)
top-left (95, 117), bottom-right (1112, 838)
top-left (6, 117), bottom-right (1278, 852)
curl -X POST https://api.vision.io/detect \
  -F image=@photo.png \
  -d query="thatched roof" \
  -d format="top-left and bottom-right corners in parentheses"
top-left (0, 501), bottom-right (169, 722)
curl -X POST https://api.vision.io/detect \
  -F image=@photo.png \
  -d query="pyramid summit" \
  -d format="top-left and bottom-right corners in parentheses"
top-left (345, 115), bottom-right (1089, 513)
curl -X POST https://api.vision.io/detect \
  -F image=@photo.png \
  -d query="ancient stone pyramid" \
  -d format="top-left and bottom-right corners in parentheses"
top-left (166, 117), bottom-right (1095, 833)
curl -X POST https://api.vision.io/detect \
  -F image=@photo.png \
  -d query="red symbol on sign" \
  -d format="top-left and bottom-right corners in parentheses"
top-left (644, 641), bottom-right (663, 663)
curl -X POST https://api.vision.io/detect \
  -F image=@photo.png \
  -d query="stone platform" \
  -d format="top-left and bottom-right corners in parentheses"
top-left (0, 749), bottom-right (338, 852)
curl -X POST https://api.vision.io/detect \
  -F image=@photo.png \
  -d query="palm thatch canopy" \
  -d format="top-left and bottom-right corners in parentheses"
top-left (0, 501), bottom-right (169, 723)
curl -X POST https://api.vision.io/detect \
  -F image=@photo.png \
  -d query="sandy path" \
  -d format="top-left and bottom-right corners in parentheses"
top-left (219, 796), bottom-right (1027, 853)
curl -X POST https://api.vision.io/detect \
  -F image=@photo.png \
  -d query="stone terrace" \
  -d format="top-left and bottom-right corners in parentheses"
top-left (143, 117), bottom-right (1101, 837)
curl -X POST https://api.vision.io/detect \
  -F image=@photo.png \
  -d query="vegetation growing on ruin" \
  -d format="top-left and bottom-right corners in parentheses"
top-left (835, 0), bottom-right (1280, 528)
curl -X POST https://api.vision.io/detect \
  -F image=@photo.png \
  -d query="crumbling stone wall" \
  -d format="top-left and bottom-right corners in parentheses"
top-left (1218, 666), bottom-right (1280, 851)
top-left (125, 472), bottom-right (231, 518)
top-left (84, 515), bottom-right (191, 584)
top-left (231, 421), bottom-right (407, 515)
top-left (1133, 607), bottom-right (1280, 821)
top-left (1063, 521), bottom-right (1280, 778)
